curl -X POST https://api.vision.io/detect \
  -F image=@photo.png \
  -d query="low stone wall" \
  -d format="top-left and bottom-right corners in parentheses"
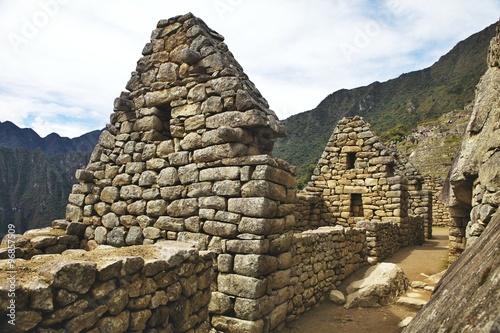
top-left (288, 226), bottom-right (366, 322)
top-left (0, 222), bottom-right (82, 260)
top-left (356, 220), bottom-right (400, 264)
top-left (0, 241), bottom-right (214, 333)
top-left (293, 192), bottom-right (334, 231)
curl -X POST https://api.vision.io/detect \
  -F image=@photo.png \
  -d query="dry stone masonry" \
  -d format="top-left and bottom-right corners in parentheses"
top-left (0, 13), bottom-right (436, 333)
top-left (0, 242), bottom-right (214, 332)
top-left (295, 117), bottom-right (428, 262)
top-left (441, 26), bottom-right (500, 263)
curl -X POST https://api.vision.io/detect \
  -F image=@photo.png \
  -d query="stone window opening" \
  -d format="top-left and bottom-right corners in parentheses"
top-left (157, 103), bottom-right (172, 138)
top-left (346, 152), bottom-right (356, 169)
top-left (386, 163), bottom-right (394, 177)
top-left (350, 193), bottom-right (364, 217)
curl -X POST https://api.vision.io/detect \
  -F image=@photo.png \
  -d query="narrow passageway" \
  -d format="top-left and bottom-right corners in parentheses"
top-left (279, 227), bottom-right (449, 333)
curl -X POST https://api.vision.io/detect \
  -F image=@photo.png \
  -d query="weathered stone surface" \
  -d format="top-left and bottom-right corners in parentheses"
top-left (233, 254), bottom-right (278, 277)
top-left (167, 198), bottom-right (198, 217)
top-left (403, 212), bottom-right (500, 333)
top-left (234, 295), bottom-right (274, 320)
top-left (96, 310), bottom-right (129, 332)
top-left (228, 197), bottom-right (277, 217)
top-left (40, 260), bottom-right (97, 294)
top-left (203, 220), bottom-right (237, 237)
top-left (329, 289), bottom-right (346, 305)
top-left (218, 274), bottom-right (267, 298)
top-left (238, 217), bottom-right (284, 235)
top-left (440, 29), bottom-right (500, 261)
top-left (345, 263), bottom-right (408, 308)
top-left (26, 279), bottom-right (53, 311)
top-left (212, 315), bottom-right (264, 333)
top-left (65, 304), bottom-right (107, 332)
top-left (107, 227), bottom-right (126, 247)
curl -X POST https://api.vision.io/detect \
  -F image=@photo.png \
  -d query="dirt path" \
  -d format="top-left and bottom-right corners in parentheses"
top-left (278, 227), bottom-right (449, 333)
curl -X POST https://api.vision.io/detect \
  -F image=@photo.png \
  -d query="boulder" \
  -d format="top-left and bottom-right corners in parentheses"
top-left (403, 212), bottom-right (500, 333)
top-left (344, 262), bottom-right (409, 308)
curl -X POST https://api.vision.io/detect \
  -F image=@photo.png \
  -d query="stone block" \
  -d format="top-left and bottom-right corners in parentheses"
top-left (144, 86), bottom-right (187, 107)
top-left (102, 212), bottom-right (119, 228)
top-left (228, 197), bottom-right (277, 217)
top-left (199, 196), bottom-right (226, 210)
top-left (241, 180), bottom-right (287, 202)
top-left (193, 143), bottom-right (248, 162)
top-left (209, 292), bottom-right (233, 314)
top-left (203, 220), bottom-right (238, 237)
top-left (68, 193), bottom-right (85, 206)
top-left (238, 217), bottom-right (284, 235)
top-left (202, 127), bottom-right (252, 146)
top-left (134, 115), bottom-right (164, 132)
top-left (127, 200), bottom-right (146, 215)
top-left (234, 295), bottom-right (274, 320)
top-left (269, 302), bottom-right (288, 330)
top-left (180, 132), bottom-right (203, 150)
top-left (154, 216), bottom-right (185, 231)
top-left (199, 166), bottom-right (240, 181)
top-left (120, 185), bottom-right (143, 200)
top-left (157, 167), bottom-right (179, 186)
top-left (40, 260), bottom-right (97, 294)
top-left (251, 165), bottom-right (296, 187)
top-left (215, 210), bottom-right (241, 224)
top-left (211, 316), bottom-right (264, 333)
top-left (168, 151), bottom-right (190, 166)
top-left (177, 232), bottom-right (210, 250)
top-left (218, 253), bottom-right (234, 273)
top-left (233, 254), bottom-right (278, 277)
top-left (156, 140), bottom-right (175, 157)
top-left (146, 199), bottom-right (168, 216)
top-left (217, 274), bottom-right (267, 298)
top-left (107, 227), bottom-right (126, 247)
top-left (178, 163), bottom-right (199, 184)
top-left (160, 185), bottom-right (185, 200)
top-left (167, 198), bottom-right (198, 217)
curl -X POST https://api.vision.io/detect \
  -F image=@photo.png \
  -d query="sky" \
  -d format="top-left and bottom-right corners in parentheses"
top-left (0, 0), bottom-right (498, 138)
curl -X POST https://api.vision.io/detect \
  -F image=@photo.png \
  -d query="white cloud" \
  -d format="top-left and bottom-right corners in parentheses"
top-left (0, 0), bottom-right (498, 137)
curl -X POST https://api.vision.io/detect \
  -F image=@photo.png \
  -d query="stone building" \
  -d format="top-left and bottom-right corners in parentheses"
top-left (295, 116), bottom-right (429, 261)
top-left (60, 12), bottom-right (299, 332)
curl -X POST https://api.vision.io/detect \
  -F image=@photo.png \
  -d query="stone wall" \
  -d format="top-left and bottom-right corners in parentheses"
top-left (293, 192), bottom-right (333, 231)
top-left (441, 27), bottom-right (500, 263)
top-left (301, 116), bottom-right (426, 247)
top-left (357, 220), bottom-right (401, 263)
top-left (423, 175), bottom-right (450, 227)
top-left (288, 226), bottom-right (366, 321)
top-left (0, 242), bottom-right (214, 333)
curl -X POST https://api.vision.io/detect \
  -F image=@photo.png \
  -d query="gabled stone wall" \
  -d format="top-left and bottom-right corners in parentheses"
top-left (297, 116), bottom-right (427, 248)
top-left (61, 13), bottom-right (298, 332)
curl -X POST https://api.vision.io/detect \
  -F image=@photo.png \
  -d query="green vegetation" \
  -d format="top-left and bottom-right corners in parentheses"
top-left (274, 23), bottom-right (496, 181)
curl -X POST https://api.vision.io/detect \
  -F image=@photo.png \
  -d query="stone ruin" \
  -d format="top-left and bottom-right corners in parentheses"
top-left (0, 13), bottom-right (430, 333)
top-left (404, 26), bottom-right (500, 332)
top-left (295, 117), bottom-right (429, 262)
top-left (440, 25), bottom-right (500, 263)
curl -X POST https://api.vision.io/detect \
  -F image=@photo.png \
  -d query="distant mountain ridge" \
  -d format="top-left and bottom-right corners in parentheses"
top-left (0, 123), bottom-right (99, 235)
top-left (0, 23), bottom-right (496, 233)
top-left (0, 121), bottom-right (101, 156)
top-left (273, 23), bottom-right (497, 182)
